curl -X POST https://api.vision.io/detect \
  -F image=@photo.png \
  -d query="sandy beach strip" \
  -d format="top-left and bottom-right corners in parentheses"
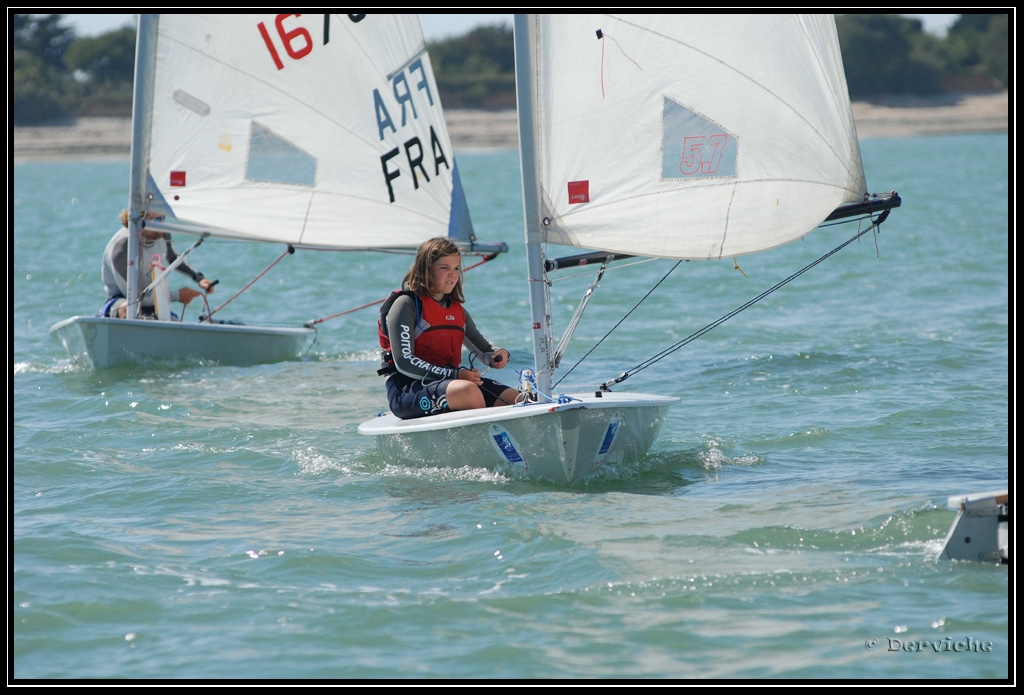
top-left (12, 91), bottom-right (1007, 160)
top-left (850, 90), bottom-right (1008, 139)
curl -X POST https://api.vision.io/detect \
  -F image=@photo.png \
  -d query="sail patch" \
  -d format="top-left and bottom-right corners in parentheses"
top-left (568, 180), bottom-right (590, 204)
top-left (661, 97), bottom-right (738, 180)
top-left (245, 121), bottom-right (317, 186)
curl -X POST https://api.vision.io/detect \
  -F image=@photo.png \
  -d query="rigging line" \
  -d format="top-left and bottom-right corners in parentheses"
top-left (191, 292), bottom-right (212, 323)
top-left (305, 297), bottom-right (386, 327)
top-left (554, 260), bottom-right (682, 388)
top-left (176, 288), bottom-right (205, 324)
top-left (201, 245), bottom-right (295, 322)
top-left (139, 234), bottom-right (207, 298)
top-left (631, 222), bottom-right (879, 373)
top-left (597, 28), bottom-right (644, 100)
top-left (599, 218), bottom-right (885, 390)
top-left (551, 264), bottom-right (609, 370)
top-left (303, 252), bottom-right (501, 327)
top-left (550, 256), bottom-right (661, 283)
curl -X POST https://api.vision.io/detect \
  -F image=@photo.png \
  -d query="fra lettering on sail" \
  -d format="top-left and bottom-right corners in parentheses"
top-left (374, 63), bottom-right (451, 203)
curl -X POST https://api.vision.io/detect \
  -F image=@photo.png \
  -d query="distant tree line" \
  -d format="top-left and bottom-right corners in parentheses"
top-left (12, 13), bottom-right (1009, 124)
top-left (12, 14), bottom-right (135, 123)
top-left (837, 13), bottom-right (1008, 97)
top-left (427, 24), bottom-right (517, 108)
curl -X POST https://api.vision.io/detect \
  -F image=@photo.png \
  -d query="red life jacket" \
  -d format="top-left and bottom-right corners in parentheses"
top-left (378, 290), bottom-right (466, 375)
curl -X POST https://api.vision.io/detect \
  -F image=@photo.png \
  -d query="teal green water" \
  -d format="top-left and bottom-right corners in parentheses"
top-left (13, 133), bottom-right (1008, 680)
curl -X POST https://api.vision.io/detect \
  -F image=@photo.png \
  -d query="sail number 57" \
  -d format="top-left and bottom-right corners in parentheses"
top-left (679, 134), bottom-right (729, 176)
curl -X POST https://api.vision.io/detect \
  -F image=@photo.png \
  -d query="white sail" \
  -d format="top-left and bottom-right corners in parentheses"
top-left (141, 13), bottom-right (473, 249)
top-left (523, 14), bottom-right (866, 260)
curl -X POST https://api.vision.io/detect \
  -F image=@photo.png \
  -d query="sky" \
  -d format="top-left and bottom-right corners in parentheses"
top-left (60, 13), bottom-right (956, 41)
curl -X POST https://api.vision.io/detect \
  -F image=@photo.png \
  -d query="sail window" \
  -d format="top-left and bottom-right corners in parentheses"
top-left (245, 121), bottom-right (317, 186)
top-left (661, 97), bottom-right (738, 180)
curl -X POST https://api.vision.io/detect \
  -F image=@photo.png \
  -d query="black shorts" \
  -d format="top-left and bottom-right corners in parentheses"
top-left (386, 372), bottom-right (513, 420)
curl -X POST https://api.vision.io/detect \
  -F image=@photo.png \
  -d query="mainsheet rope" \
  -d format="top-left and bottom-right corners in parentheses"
top-left (302, 252), bottom-right (501, 327)
top-left (200, 245), bottom-right (296, 322)
top-left (554, 259), bottom-right (682, 387)
top-left (552, 213), bottom-right (890, 392)
top-left (197, 248), bottom-right (499, 326)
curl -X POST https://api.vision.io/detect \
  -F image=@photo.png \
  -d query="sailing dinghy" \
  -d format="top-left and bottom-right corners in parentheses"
top-left (359, 14), bottom-right (901, 485)
top-left (939, 490), bottom-right (1009, 564)
top-left (51, 13), bottom-right (502, 370)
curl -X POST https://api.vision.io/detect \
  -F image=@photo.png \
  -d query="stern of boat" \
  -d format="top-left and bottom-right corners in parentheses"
top-left (939, 489), bottom-right (1009, 564)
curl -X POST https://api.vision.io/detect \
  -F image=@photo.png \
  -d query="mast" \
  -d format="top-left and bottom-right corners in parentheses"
top-left (125, 15), bottom-right (159, 319)
top-left (514, 14), bottom-right (555, 398)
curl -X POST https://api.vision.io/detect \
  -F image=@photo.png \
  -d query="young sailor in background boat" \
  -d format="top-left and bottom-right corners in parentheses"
top-left (378, 237), bottom-right (519, 419)
top-left (100, 210), bottom-right (215, 319)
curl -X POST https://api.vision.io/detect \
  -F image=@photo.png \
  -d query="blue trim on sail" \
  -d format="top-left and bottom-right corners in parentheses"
top-left (447, 161), bottom-right (476, 244)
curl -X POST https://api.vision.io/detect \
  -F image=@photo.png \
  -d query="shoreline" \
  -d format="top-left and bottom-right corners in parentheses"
top-left (12, 91), bottom-right (1008, 161)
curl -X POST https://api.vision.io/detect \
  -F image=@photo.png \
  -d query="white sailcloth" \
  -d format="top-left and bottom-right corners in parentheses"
top-left (142, 13), bottom-right (472, 249)
top-left (524, 14), bottom-right (866, 259)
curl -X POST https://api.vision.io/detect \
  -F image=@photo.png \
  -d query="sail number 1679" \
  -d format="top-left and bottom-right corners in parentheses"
top-left (257, 14), bottom-right (365, 70)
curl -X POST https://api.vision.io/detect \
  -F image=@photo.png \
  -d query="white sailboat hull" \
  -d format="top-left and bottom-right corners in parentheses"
top-left (50, 316), bottom-right (313, 370)
top-left (939, 489), bottom-right (1009, 564)
top-left (358, 392), bottom-right (678, 485)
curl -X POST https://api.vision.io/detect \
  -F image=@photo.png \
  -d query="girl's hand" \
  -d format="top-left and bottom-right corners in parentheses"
top-left (458, 367), bottom-right (483, 385)
top-left (178, 287), bottom-right (203, 305)
top-left (490, 348), bottom-right (510, 369)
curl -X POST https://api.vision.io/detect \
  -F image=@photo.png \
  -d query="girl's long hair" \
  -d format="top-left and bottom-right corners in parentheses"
top-left (402, 237), bottom-right (465, 303)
